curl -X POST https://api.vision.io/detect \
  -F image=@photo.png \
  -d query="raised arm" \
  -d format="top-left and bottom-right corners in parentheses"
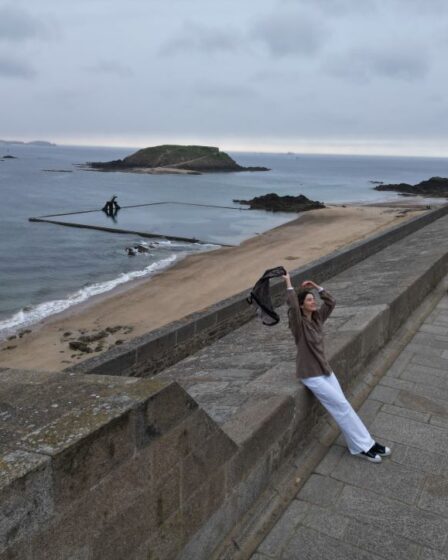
top-left (283, 272), bottom-right (302, 342)
top-left (317, 289), bottom-right (336, 323)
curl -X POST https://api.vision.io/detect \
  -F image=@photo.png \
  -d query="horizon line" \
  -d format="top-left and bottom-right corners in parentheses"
top-left (3, 136), bottom-right (448, 159)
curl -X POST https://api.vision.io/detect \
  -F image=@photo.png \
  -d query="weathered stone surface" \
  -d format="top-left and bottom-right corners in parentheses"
top-left (257, 500), bottom-right (309, 557)
top-left (343, 518), bottom-right (422, 560)
top-left (369, 385), bottom-right (399, 404)
top-left (335, 486), bottom-right (448, 549)
top-left (418, 475), bottom-right (448, 517)
top-left (371, 412), bottom-right (448, 454)
top-left (314, 445), bottom-right (345, 476)
top-left (301, 504), bottom-right (349, 539)
top-left (0, 450), bottom-right (52, 553)
top-left (381, 403), bottom-right (431, 423)
top-left (282, 525), bottom-right (381, 560)
top-left (331, 451), bottom-right (426, 504)
top-left (395, 388), bottom-right (448, 417)
top-left (181, 430), bottom-right (237, 500)
top-left (297, 474), bottom-right (344, 507)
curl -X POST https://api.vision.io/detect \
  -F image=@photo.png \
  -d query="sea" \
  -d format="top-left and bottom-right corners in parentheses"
top-left (1, 143), bottom-right (447, 339)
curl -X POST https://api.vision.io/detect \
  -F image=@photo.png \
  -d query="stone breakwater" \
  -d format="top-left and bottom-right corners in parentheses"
top-left (1, 204), bottom-right (448, 559)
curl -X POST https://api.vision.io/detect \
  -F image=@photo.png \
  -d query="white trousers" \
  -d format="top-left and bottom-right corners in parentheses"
top-left (302, 372), bottom-right (375, 454)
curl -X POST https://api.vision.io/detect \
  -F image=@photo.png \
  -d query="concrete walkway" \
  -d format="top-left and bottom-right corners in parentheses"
top-left (251, 291), bottom-right (448, 560)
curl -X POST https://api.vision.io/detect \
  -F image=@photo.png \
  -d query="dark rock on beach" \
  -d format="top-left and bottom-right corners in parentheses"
top-left (86, 145), bottom-right (270, 174)
top-left (233, 193), bottom-right (325, 212)
top-left (374, 176), bottom-right (448, 198)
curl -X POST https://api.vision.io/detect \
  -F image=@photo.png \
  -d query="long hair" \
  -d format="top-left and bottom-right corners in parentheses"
top-left (297, 289), bottom-right (312, 307)
top-left (287, 289), bottom-right (313, 337)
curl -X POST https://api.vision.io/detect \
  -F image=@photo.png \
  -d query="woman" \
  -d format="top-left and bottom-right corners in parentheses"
top-left (283, 272), bottom-right (391, 463)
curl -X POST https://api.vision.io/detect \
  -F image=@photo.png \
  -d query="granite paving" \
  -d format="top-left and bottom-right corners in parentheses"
top-left (252, 292), bottom-right (448, 559)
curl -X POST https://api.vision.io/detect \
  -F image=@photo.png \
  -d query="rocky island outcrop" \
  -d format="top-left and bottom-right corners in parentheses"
top-left (374, 177), bottom-right (448, 198)
top-left (86, 145), bottom-right (270, 174)
top-left (233, 193), bottom-right (325, 212)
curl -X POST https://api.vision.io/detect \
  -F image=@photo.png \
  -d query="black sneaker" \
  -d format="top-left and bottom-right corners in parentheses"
top-left (371, 442), bottom-right (391, 457)
top-left (358, 448), bottom-right (382, 463)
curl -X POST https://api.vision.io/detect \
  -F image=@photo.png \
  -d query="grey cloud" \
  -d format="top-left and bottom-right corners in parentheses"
top-left (84, 61), bottom-right (133, 77)
top-left (0, 56), bottom-right (36, 79)
top-left (285, 0), bottom-right (376, 16)
top-left (251, 11), bottom-right (328, 57)
top-left (0, 6), bottom-right (49, 42)
top-left (195, 82), bottom-right (257, 99)
top-left (160, 21), bottom-right (241, 56)
top-left (325, 46), bottom-right (430, 84)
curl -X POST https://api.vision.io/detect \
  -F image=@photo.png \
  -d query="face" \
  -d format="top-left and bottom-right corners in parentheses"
top-left (301, 293), bottom-right (317, 314)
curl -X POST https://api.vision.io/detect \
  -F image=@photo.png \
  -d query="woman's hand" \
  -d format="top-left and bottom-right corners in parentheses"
top-left (301, 280), bottom-right (321, 290)
top-left (283, 271), bottom-right (293, 289)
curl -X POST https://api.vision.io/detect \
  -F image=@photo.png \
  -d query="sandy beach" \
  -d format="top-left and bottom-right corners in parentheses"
top-left (0, 204), bottom-right (427, 372)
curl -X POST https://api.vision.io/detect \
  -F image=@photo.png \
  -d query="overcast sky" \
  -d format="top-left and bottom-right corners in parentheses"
top-left (2, 0), bottom-right (448, 155)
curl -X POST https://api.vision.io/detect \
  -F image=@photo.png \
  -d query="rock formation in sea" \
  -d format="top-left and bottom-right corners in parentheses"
top-left (374, 177), bottom-right (448, 198)
top-left (233, 193), bottom-right (325, 212)
top-left (86, 145), bottom-right (270, 174)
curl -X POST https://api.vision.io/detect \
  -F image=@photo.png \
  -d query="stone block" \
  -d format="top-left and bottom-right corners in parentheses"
top-left (146, 510), bottom-right (184, 560)
top-left (72, 346), bottom-right (137, 376)
top-left (418, 475), bottom-right (448, 517)
top-left (357, 398), bottom-right (382, 426)
top-left (411, 352), bottom-right (448, 370)
top-left (153, 464), bottom-right (181, 527)
top-left (384, 350), bottom-right (415, 378)
top-left (143, 382), bottom-right (198, 440)
top-left (331, 450), bottom-right (426, 504)
top-left (402, 365), bottom-right (448, 389)
top-left (150, 408), bottom-right (218, 480)
top-left (177, 490), bottom-right (239, 560)
top-left (258, 499), bottom-right (309, 557)
top-left (181, 467), bottom-right (226, 544)
top-left (392, 444), bottom-right (446, 476)
top-left (195, 312), bottom-right (218, 334)
top-left (335, 485), bottom-right (448, 550)
top-left (174, 321), bottom-right (196, 345)
top-left (181, 430), bottom-right (236, 501)
top-left (430, 415), bottom-right (448, 429)
top-left (420, 548), bottom-right (448, 560)
top-left (420, 324), bottom-right (448, 336)
top-left (297, 474), bottom-right (344, 508)
top-left (216, 298), bottom-right (252, 324)
top-left (282, 525), bottom-right (379, 560)
top-left (369, 385), bottom-right (399, 404)
top-left (89, 490), bottom-right (157, 560)
top-left (0, 450), bottom-right (52, 553)
top-left (45, 413), bottom-right (135, 511)
top-left (372, 411), bottom-right (448, 455)
top-left (381, 403), bottom-right (430, 424)
top-left (396, 389), bottom-right (448, 418)
top-left (231, 453), bottom-right (272, 522)
top-left (135, 330), bottom-right (177, 367)
top-left (0, 539), bottom-right (32, 560)
top-left (301, 504), bottom-right (349, 539)
top-left (379, 377), bottom-right (416, 391)
top-left (343, 518), bottom-right (422, 560)
top-left (224, 395), bottom-right (294, 487)
top-left (314, 445), bottom-right (345, 476)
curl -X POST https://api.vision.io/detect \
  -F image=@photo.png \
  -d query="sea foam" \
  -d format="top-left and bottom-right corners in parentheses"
top-left (0, 254), bottom-right (178, 340)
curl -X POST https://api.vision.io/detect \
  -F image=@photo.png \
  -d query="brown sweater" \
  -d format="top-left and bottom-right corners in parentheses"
top-left (286, 288), bottom-right (336, 379)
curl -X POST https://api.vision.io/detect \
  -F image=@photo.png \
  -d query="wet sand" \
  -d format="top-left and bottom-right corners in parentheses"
top-left (0, 204), bottom-right (427, 372)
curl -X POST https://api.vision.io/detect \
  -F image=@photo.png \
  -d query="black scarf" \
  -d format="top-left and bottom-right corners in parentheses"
top-left (247, 266), bottom-right (287, 326)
